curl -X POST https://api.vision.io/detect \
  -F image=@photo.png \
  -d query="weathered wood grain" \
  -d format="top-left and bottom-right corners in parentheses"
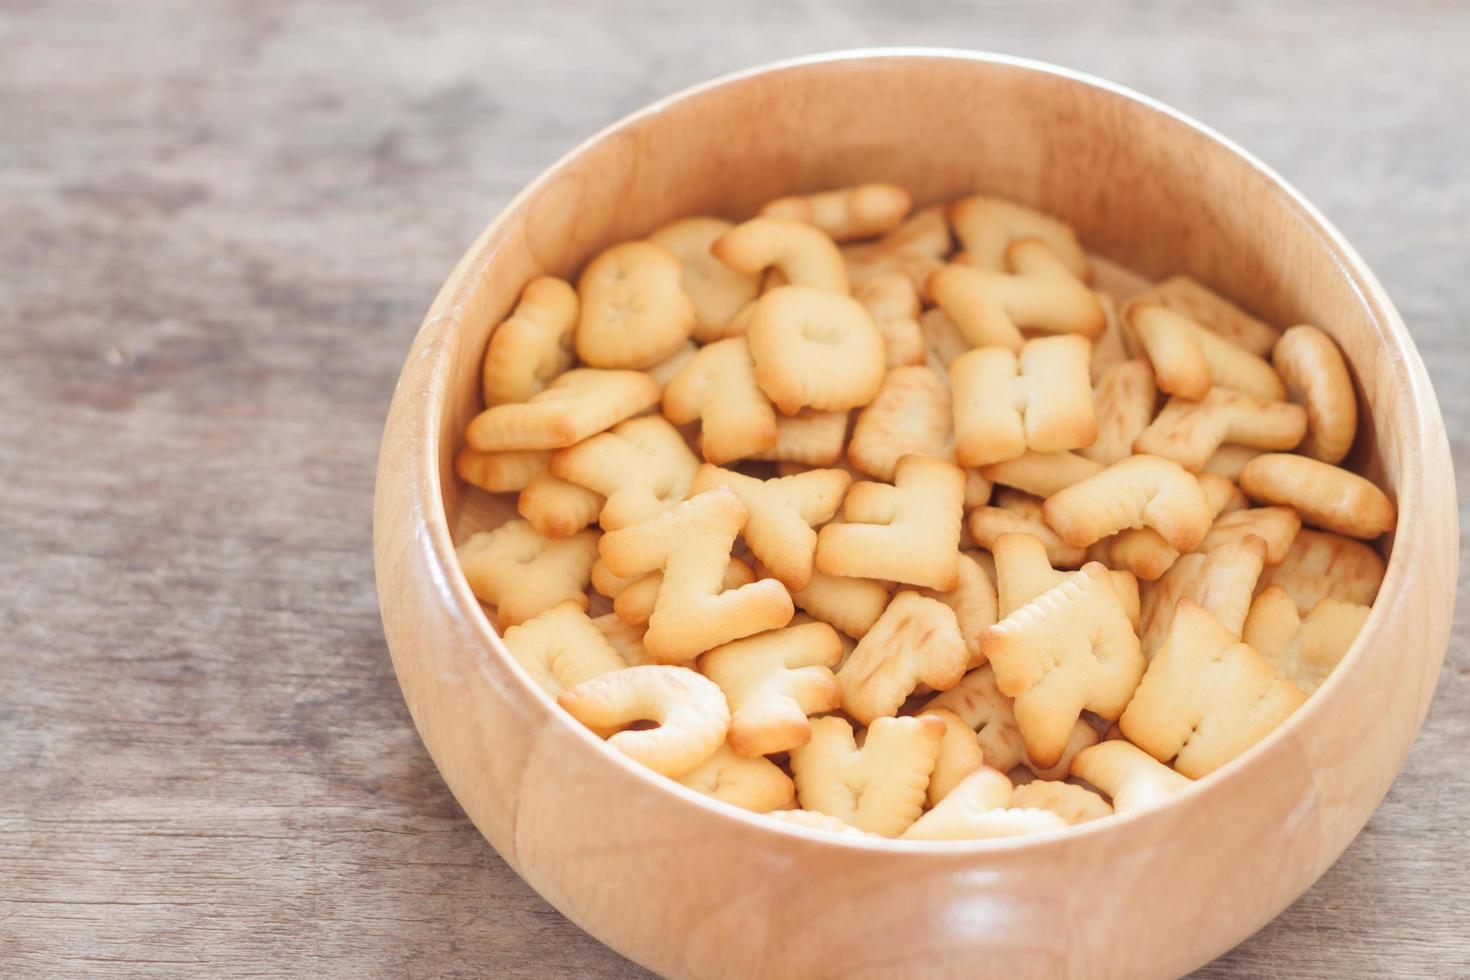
top-left (0, 1), bottom-right (1465, 977)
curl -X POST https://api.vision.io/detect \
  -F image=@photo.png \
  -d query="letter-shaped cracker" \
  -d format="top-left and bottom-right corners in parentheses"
top-left (661, 337), bottom-right (779, 464)
top-left (698, 620), bottom-right (844, 756)
top-left (842, 205), bottom-right (951, 292)
top-left (919, 307), bottom-right (972, 373)
top-left (712, 217), bottom-right (848, 293)
top-left (1202, 444), bottom-right (1264, 480)
top-left (1008, 780), bottom-right (1113, 825)
top-left (576, 241), bottom-right (694, 369)
top-left (1120, 600), bottom-right (1306, 778)
top-left (1243, 587), bottom-right (1370, 694)
top-left (847, 365), bottom-right (953, 481)
top-left (454, 447), bottom-right (549, 493)
top-left (598, 488), bottom-right (793, 663)
top-left (1043, 455), bottom-right (1214, 552)
top-left (746, 286), bottom-right (886, 414)
top-left (902, 768), bottom-right (1067, 841)
top-left (457, 520), bottom-right (598, 628)
top-left (950, 335), bottom-right (1096, 466)
top-left (548, 415), bottom-right (700, 530)
top-left (1127, 303), bottom-right (1285, 401)
top-left (1272, 324), bottom-right (1358, 464)
top-left (817, 454), bottom-right (965, 590)
top-left (1138, 535), bottom-right (1267, 659)
top-left (1084, 472), bottom-right (1242, 581)
top-left (993, 532), bottom-right (1140, 629)
top-left (919, 707), bottom-right (988, 805)
top-left (648, 217), bottom-right (761, 342)
top-left (676, 743), bottom-right (795, 812)
top-left (501, 600), bottom-right (625, 698)
top-left (1069, 740), bottom-right (1192, 814)
top-left (481, 276), bottom-right (578, 406)
top-left (1256, 529), bottom-right (1385, 614)
top-left (764, 809), bottom-right (874, 837)
top-left (646, 342), bottom-right (698, 390)
top-left (949, 194), bottom-right (1089, 279)
top-left (1081, 359), bottom-right (1157, 464)
top-left (1198, 506), bottom-right (1302, 566)
top-left (980, 563), bottom-right (1144, 769)
top-left (1088, 291), bottom-right (1130, 380)
top-left (789, 714), bottom-right (945, 836)
top-left (922, 664), bottom-right (1098, 779)
top-left (837, 591), bottom-right (969, 724)
top-left (1126, 274), bottom-right (1280, 356)
top-left (558, 665), bottom-right (730, 777)
top-left (612, 558), bottom-right (756, 628)
top-left (855, 273), bottom-right (926, 367)
top-left (760, 182), bottom-right (912, 242)
top-left (517, 470), bottom-right (605, 538)
top-left (690, 464), bottom-right (849, 591)
top-left (751, 409), bottom-right (850, 466)
top-left (592, 613), bottom-right (655, 668)
top-left (783, 549), bottom-right (891, 640)
top-left (917, 552), bottom-right (999, 669)
top-left (980, 450), bottom-right (1104, 499)
top-left (1132, 388), bottom-right (1308, 473)
top-left (1239, 453), bottom-right (1396, 540)
top-left (465, 368), bottom-right (660, 452)
top-left (969, 489), bottom-right (1085, 568)
top-left (928, 241), bottom-right (1104, 351)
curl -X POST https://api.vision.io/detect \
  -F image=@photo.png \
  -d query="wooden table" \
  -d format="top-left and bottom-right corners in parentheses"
top-left (3, 1), bottom-right (1465, 976)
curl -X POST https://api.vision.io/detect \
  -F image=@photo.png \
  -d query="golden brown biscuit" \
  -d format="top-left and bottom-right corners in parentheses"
top-left (1082, 359), bottom-right (1157, 464)
top-left (1069, 740), bottom-right (1192, 814)
top-left (648, 217), bottom-right (761, 342)
top-left (576, 241), bottom-right (694, 369)
top-left (842, 205), bottom-right (951, 292)
top-left (1201, 444), bottom-right (1264, 480)
top-left (481, 275), bottom-right (578, 406)
top-left (919, 706), bottom-right (988, 805)
top-left (855, 273), bottom-right (927, 367)
top-left (746, 286), bottom-right (887, 414)
top-left (454, 447), bottom-right (550, 493)
top-left (837, 591), bottom-right (970, 724)
top-left (465, 368), bottom-right (660, 452)
top-left (917, 552), bottom-right (1000, 669)
top-left (760, 182), bottom-right (912, 241)
top-left (690, 463), bottom-right (849, 591)
top-left (457, 520), bottom-right (599, 628)
top-left (598, 488), bottom-right (793, 663)
top-left (502, 600), bottom-right (625, 698)
top-left (1008, 780), bottom-right (1113, 825)
top-left (1084, 473), bottom-right (1243, 581)
top-left (592, 612), bottom-right (655, 667)
top-left (612, 558), bottom-right (756, 628)
top-left (993, 532), bottom-right (1140, 629)
top-left (1272, 324), bottom-right (1358, 464)
top-left (1128, 303), bottom-right (1285, 401)
top-left (919, 307), bottom-right (972, 374)
top-left (928, 240), bottom-right (1105, 350)
top-left (517, 470), bottom-right (605, 538)
top-left (948, 194), bottom-right (1089, 279)
top-left (1239, 453), bottom-right (1396, 540)
top-left (980, 450), bottom-right (1104, 499)
top-left (790, 714), bottom-right (945, 836)
top-left (1255, 529), bottom-right (1385, 614)
top-left (676, 743), bottom-right (795, 812)
top-left (1138, 535), bottom-right (1267, 659)
top-left (1132, 388), bottom-right (1308, 473)
top-left (1125, 274), bottom-right (1280, 357)
top-left (1243, 586), bottom-right (1371, 694)
top-left (847, 365), bottom-right (952, 481)
top-left (781, 546), bottom-right (891, 640)
top-left (1198, 506), bottom-right (1302, 566)
top-left (981, 563), bottom-right (1144, 769)
top-left (968, 488), bottom-right (1086, 568)
top-left (548, 415), bottom-right (700, 530)
top-left (558, 665), bottom-right (730, 777)
top-left (661, 337), bottom-right (779, 464)
top-left (698, 620), bottom-right (844, 757)
top-left (951, 334), bottom-right (1096, 466)
top-left (1120, 599), bottom-right (1306, 778)
top-left (713, 217), bottom-right (848, 293)
top-left (902, 767), bottom-right (1067, 841)
top-left (1043, 454), bottom-right (1215, 553)
top-left (751, 409), bottom-right (850, 466)
top-left (817, 454), bottom-right (965, 590)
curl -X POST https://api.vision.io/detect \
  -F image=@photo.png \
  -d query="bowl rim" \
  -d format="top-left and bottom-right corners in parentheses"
top-left (387, 47), bottom-right (1443, 855)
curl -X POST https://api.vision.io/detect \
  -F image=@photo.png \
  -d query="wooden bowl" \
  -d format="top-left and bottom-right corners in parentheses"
top-left (374, 50), bottom-right (1457, 978)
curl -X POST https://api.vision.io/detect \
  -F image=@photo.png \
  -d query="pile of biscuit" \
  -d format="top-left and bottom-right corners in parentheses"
top-left (454, 183), bottom-right (1394, 841)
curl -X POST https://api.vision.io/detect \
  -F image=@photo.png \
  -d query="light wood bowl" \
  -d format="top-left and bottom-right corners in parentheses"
top-left (374, 50), bottom-right (1457, 978)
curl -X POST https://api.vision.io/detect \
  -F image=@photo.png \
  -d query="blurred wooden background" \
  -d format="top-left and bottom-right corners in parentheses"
top-left (1, 1), bottom-right (1466, 975)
